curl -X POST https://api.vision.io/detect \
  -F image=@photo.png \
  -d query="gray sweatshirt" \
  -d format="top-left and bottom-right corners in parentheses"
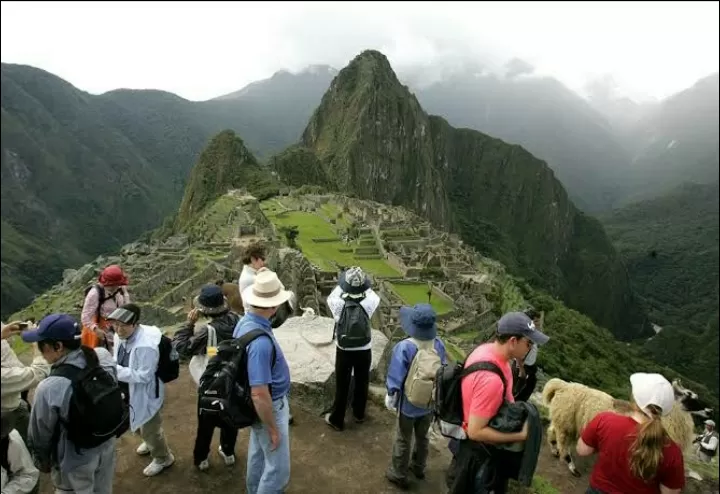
top-left (27, 348), bottom-right (117, 473)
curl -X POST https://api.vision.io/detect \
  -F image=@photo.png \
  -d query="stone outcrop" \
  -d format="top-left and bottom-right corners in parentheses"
top-left (274, 315), bottom-right (389, 410)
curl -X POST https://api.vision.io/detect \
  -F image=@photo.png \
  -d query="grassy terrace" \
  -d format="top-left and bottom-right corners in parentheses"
top-left (388, 282), bottom-right (454, 315)
top-left (260, 199), bottom-right (400, 277)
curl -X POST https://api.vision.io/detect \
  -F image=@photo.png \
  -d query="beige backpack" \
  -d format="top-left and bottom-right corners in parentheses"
top-left (404, 338), bottom-right (442, 408)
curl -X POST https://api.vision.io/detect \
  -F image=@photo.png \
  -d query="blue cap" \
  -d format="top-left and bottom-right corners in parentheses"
top-left (497, 311), bottom-right (550, 346)
top-left (21, 314), bottom-right (81, 343)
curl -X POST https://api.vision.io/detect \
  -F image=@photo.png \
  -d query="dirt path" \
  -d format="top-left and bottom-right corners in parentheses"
top-left (38, 368), bottom-right (451, 494)
top-left (30, 363), bottom-right (716, 493)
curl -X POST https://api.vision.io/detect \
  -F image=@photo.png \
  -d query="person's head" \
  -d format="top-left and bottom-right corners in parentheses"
top-left (628, 373), bottom-right (675, 481)
top-left (193, 284), bottom-right (229, 318)
top-left (495, 311), bottom-right (550, 361)
top-left (524, 308), bottom-right (542, 327)
top-left (705, 419), bottom-right (715, 432)
top-left (242, 242), bottom-right (266, 270)
top-left (20, 313), bottom-right (91, 365)
top-left (106, 304), bottom-right (142, 340)
top-left (98, 265), bottom-right (128, 291)
top-left (244, 268), bottom-right (292, 319)
top-left (399, 304), bottom-right (437, 341)
top-left (338, 266), bottom-right (371, 299)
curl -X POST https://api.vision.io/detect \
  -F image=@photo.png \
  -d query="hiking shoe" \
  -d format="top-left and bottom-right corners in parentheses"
top-left (385, 473), bottom-right (410, 490)
top-left (218, 446), bottom-right (235, 466)
top-left (353, 414), bottom-right (366, 424)
top-left (136, 442), bottom-right (150, 456)
top-left (324, 413), bottom-right (343, 431)
top-left (289, 414), bottom-right (295, 426)
top-left (411, 468), bottom-right (426, 480)
top-left (143, 453), bottom-right (175, 477)
top-left (197, 459), bottom-right (209, 472)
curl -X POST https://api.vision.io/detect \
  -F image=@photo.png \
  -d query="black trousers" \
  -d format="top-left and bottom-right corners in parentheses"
top-left (328, 347), bottom-right (372, 428)
top-left (193, 411), bottom-right (238, 465)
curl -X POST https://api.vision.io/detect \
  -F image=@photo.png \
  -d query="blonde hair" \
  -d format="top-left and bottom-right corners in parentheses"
top-left (629, 403), bottom-right (669, 481)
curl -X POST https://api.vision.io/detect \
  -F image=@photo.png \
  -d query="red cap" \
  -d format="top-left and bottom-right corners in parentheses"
top-left (98, 265), bottom-right (128, 287)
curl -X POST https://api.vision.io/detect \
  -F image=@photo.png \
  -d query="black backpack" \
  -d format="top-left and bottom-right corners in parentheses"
top-left (334, 296), bottom-right (371, 349)
top-left (51, 362), bottom-right (130, 451)
top-left (154, 335), bottom-right (180, 397)
top-left (434, 359), bottom-right (506, 440)
top-left (197, 329), bottom-right (277, 430)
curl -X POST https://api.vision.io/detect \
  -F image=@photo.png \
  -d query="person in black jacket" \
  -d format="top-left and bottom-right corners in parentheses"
top-left (173, 284), bottom-right (240, 471)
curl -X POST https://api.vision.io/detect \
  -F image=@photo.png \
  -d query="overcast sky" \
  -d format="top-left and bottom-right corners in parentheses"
top-left (1, 1), bottom-right (718, 102)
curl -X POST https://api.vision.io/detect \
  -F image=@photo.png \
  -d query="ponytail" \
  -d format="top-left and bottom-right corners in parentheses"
top-left (629, 403), bottom-right (669, 480)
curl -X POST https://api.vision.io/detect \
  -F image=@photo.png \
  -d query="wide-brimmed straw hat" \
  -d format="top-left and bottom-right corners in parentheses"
top-left (243, 269), bottom-right (292, 308)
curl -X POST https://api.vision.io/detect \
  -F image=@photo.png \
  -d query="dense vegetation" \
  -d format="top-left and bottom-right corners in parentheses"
top-left (602, 181), bottom-right (719, 394)
top-left (0, 63), bottom-right (327, 317)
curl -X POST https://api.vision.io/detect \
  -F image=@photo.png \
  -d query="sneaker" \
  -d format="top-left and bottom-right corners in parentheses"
top-left (218, 446), bottom-right (235, 466)
top-left (143, 453), bottom-right (175, 477)
top-left (197, 459), bottom-right (209, 472)
top-left (324, 413), bottom-right (343, 431)
top-left (136, 442), bottom-right (150, 456)
top-left (353, 415), bottom-right (366, 424)
top-left (385, 473), bottom-right (410, 490)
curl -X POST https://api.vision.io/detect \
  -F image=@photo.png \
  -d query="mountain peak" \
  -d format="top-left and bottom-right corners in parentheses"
top-left (175, 130), bottom-right (276, 228)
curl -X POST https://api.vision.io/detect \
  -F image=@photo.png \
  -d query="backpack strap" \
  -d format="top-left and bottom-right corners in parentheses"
top-left (239, 329), bottom-right (278, 369)
top-left (51, 363), bottom-right (84, 382)
top-left (206, 324), bottom-right (217, 349)
top-left (461, 361), bottom-right (507, 400)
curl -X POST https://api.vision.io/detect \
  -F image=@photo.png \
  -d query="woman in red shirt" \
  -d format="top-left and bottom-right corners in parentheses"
top-left (577, 373), bottom-right (685, 494)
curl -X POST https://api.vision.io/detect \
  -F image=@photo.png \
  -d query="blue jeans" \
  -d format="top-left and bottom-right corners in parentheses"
top-left (247, 395), bottom-right (291, 494)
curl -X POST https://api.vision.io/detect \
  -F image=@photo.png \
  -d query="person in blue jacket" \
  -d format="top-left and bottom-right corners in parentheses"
top-left (384, 304), bottom-right (447, 489)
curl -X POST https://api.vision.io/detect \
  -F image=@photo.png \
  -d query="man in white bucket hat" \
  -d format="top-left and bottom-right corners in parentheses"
top-left (233, 268), bottom-right (293, 494)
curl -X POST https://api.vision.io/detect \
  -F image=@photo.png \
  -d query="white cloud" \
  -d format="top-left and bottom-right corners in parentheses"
top-left (1, 1), bottom-right (718, 101)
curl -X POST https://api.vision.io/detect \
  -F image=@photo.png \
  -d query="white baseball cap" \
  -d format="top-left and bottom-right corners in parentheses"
top-left (705, 420), bottom-right (716, 427)
top-left (630, 373), bottom-right (675, 417)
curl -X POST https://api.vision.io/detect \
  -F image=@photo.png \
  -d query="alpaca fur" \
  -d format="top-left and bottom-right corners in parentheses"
top-left (542, 378), bottom-right (696, 476)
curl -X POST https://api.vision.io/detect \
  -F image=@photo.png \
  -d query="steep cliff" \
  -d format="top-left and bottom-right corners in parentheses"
top-left (296, 50), bottom-right (649, 339)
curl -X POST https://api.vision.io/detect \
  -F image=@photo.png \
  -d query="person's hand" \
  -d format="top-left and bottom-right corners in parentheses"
top-left (187, 309), bottom-right (200, 325)
top-left (269, 427), bottom-right (280, 451)
top-left (95, 328), bottom-right (106, 342)
top-left (385, 393), bottom-right (398, 411)
top-left (1, 321), bottom-right (25, 340)
top-left (520, 420), bottom-right (529, 441)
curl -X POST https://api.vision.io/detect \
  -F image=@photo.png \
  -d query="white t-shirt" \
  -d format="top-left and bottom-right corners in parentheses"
top-left (238, 265), bottom-right (258, 312)
top-left (326, 286), bottom-right (380, 351)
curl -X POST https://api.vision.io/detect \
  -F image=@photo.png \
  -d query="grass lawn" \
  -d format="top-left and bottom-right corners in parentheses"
top-left (389, 282), bottom-right (454, 314)
top-left (261, 202), bottom-right (400, 277)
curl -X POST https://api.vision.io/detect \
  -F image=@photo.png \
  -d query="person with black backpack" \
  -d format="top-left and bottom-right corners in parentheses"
top-left (230, 268), bottom-right (294, 494)
top-left (21, 314), bottom-right (125, 494)
top-left (107, 304), bottom-right (177, 477)
top-left (172, 284), bottom-right (241, 471)
top-left (324, 266), bottom-right (380, 431)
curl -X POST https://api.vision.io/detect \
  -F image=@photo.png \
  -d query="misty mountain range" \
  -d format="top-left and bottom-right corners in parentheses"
top-left (1, 59), bottom-right (717, 321)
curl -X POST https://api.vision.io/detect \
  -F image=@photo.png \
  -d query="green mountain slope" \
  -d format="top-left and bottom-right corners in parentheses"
top-left (0, 63), bottom-right (315, 317)
top-left (293, 50), bottom-right (649, 340)
top-left (601, 181), bottom-right (719, 393)
top-left (175, 130), bottom-right (279, 228)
